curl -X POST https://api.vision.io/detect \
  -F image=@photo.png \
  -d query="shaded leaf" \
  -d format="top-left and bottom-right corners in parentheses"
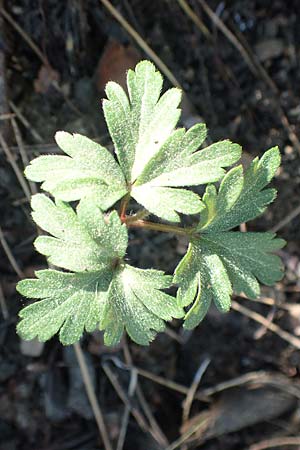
top-left (174, 148), bottom-right (285, 327)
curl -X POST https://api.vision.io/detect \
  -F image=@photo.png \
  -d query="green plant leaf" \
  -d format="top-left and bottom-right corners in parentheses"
top-left (25, 132), bottom-right (127, 210)
top-left (17, 269), bottom-right (112, 345)
top-left (100, 265), bottom-right (184, 346)
top-left (17, 266), bottom-right (184, 346)
top-left (103, 60), bottom-right (182, 183)
top-left (198, 147), bottom-right (281, 232)
top-left (104, 60), bottom-right (242, 222)
top-left (30, 193), bottom-right (128, 271)
top-left (131, 125), bottom-right (241, 221)
top-left (174, 147), bottom-right (285, 328)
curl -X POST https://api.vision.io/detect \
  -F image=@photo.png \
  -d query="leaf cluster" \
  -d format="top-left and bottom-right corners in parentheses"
top-left (17, 61), bottom-right (285, 346)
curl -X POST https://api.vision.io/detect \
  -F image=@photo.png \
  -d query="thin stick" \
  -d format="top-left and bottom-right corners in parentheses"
top-left (197, 0), bottom-right (258, 76)
top-left (73, 343), bottom-right (113, 450)
top-left (198, 370), bottom-right (300, 399)
top-left (0, 113), bottom-right (15, 120)
top-left (11, 116), bottom-right (37, 194)
top-left (123, 341), bottom-right (169, 447)
top-left (116, 367), bottom-right (138, 450)
top-left (9, 101), bottom-right (43, 143)
top-left (165, 415), bottom-right (209, 450)
top-left (231, 300), bottom-right (300, 350)
top-left (0, 131), bottom-right (31, 201)
top-left (197, 0), bottom-right (300, 153)
top-left (177, 0), bottom-right (211, 39)
top-left (249, 437), bottom-right (300, 450)
top-left (0, 281), bottom-right (9, 319)
top-left (0, 226), bottom-right (24, 278)
top-left (102, 362), bottom-right (151, 433)
top-left (99, 0), bottom-right (183, 89)
top-left (182, 357), bottom-right (210, 423)
top-left (271, 204), bottom-right (300, 233)
top-left (0, 8), bottom-right (49, 66)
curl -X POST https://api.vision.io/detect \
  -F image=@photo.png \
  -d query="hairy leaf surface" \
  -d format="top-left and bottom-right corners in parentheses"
top-left (103, 60), bottom-right (181, 182)
top-left (103, 61), bottom-right (241, 221)
top-left (25, 132), bottom-right (127, 209)
top-left (30, 194), bottom-right (128, 271)
top-left (174, 147), bottom-right (285, 328)
top-left (17, 266), bottom-right (184, 346)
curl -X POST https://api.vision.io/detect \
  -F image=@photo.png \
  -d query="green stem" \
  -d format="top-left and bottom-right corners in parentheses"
top-left (127, 219), bottom-right (195, 236)
top-left (125, 209), bottom-right (150, 224)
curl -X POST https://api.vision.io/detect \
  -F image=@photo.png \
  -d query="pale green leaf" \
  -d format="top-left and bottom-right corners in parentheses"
top-left (135, 125), bottom-right (241, 187)
top-left (17, 266), bottom-right (184, 346)
top-left (17, 269), bottom-right (112, 345)
top-left (100, 265), bottom-right (184, 346)
top-left (131, 124), bottom-right (241, 221)
top-left (199, 147), bottom-right (280, 232)
top-left (25, 132), bottom-right (127, 210)
top-left (132, 185), bottom-right (204, 222)
top-left (174, 148), bottom-right (285, 327)
top-left (103, 60), bottom-right (181, 182)
top-left (31, 194), bottom-right (127, 271)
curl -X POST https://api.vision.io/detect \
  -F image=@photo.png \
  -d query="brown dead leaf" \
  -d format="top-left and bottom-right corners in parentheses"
top-left (181, 385), bottom-right (296, 445)
top-left (95, 39), bottom-right (141, 92)
top-left (34, 65), bottom-right (60, 94)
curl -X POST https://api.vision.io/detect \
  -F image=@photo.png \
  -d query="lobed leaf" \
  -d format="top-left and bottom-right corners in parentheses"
top-left (25, 132), bottom-right (127, 210)
top-left (30, 194), bottom-right (128, 271)
top-left (103, 60), bottom-right (181, 183)
top-left (131, 124), bottom-right (241, 222)
top-left (174, 147), bottom-right (285, 328)
top-left (198, 147), bottom-right (281, 232)
top-left (17, 266), bottom-right (184, 346)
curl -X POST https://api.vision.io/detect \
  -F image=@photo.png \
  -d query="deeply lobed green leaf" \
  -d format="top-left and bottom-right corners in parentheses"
top-left (17, 60), bottom-right (286, 346)
top-left (17, 266), bottom-right (184, 346)
top-left (25, 132), bottom-right (127, 210)
top-left (30, 193), bottom-right (128, 271)
top-left (174, 147), bottom-right (285, 328)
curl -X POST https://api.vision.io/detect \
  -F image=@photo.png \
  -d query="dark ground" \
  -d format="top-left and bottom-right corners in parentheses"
top-left (1, 1), bottom-right (300, 449)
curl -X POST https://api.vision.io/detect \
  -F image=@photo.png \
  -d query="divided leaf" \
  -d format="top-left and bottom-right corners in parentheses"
top-left (25, 132), bottom-right (127, 210)
top-left (17, 266), bottom-right (184, 346)
top-left (17, 60), bottom-right (286, 347)
top-left (174, 147), bottom-right (285, 328)
top-left (103, 60), bottom-right (181, 183)
top-left (198, 147), bottom-right (281, 232)
top-left (100, 266), bottom-right (184, 346)
top-left (17, 269), bottom-right (112, 345)
top-left (30, 193), bottom-right (128, 271)
top-left (17, 193), bottom-right (183, 346)
top-left (131, 125), bottom-right (241, 221)
top-left (103, 60), bottom-right (241, 222)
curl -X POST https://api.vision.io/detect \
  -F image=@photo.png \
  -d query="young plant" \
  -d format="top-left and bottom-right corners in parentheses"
top-left (16, 60), bottom-right (285, 346)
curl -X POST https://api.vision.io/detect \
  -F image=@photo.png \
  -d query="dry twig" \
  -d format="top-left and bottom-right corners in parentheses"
top-left (182, 357), bottom-right (210, 423)
top-left (123, 340), bottom-right (169, 447)
top-left (249, 436), bottom-right (300, 450)
top-left (231, 300), bottom-right (300, 350)
top-left (0, 131), bottom-right (31, 201)
top-left (177, 0), bottom-right (211, 39)
top-left (99, 0), bottom-right (183, 89)
top-left (0, 225), bottom-right (24, 278)
top-left (73, 343), bottom-right (113, 450)
top-left (9, 101), bottom-right (43, 144)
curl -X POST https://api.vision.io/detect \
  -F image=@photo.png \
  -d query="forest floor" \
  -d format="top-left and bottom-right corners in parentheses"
top-left (1, 1), bottom-right (300, 449)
